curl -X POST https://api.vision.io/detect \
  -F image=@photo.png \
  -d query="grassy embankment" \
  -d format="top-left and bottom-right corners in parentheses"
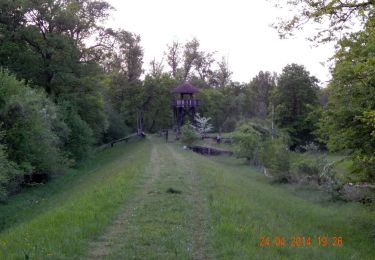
top-left (0, 139), bottom-right (150, 259)
top-left (199, 154), bottom-right (375, 259)
top-left (0, 136), bottom-right (374, 259)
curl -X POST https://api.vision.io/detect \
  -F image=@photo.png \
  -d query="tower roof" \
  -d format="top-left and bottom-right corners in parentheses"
top-left (172, 83), bottom-right (199, 94)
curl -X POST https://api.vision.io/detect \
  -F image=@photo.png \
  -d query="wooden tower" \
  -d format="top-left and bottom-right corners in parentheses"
top-left (172, 83), bottom-right (201, 132)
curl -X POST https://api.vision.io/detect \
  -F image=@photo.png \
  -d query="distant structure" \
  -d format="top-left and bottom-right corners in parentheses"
top-left (172, 83), bottom-right (201, 133)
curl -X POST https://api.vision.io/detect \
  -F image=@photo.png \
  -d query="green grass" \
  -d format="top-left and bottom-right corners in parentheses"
top-left (289, 151), bottom-right (355, 183)
top-left (194, 153), bottom-right (375, 259)
top-left (105, 142), bottom-right (196, 259)
top-left (0, 139), bottom-right (150, 259)
top-left (1, 136), bottom-right (374, 259)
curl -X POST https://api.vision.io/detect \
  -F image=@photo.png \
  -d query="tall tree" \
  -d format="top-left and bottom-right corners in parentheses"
top-left (103, 30), bottom-right (144, 135)
top-left (182, 38), bottom-right (200, 82)
top-left (319, 16), bottom-right (375, 180)
top-left (165, 41), bottom-right (181, 79)
top-left (0, 0), bottom-right (112, 142)
top-left (149, 58), bottom-right (164, 78)
top-left (141, 73), bottom-right (177, 132)
top-left (248, 71), bottom-right (277, 118)
top-left (211, 56), bottom-right (232, 88)
top-left (105, 30), bottom-right (143, 83)
top-left (273, 64), bottom-right (319, 147)
top-left (193, 50), bottom-right (215, 85)
top-left (0, 0), bottom-right (112, 94)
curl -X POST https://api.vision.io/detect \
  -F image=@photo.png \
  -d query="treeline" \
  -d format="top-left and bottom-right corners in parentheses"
top-left (0, 0), bottom-right (245, 200)
top-left (0, 0), bottom-right (147, 200)
top-left (0, 0), bottom-right (374, 200)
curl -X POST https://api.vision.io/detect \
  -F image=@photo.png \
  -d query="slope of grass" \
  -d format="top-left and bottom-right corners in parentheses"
top-left (193, 153), bottom-right (375, 259)
top-left (0, 139), bottom-right (150, 259)
top-left (1, 136), bottom-right (374, 259)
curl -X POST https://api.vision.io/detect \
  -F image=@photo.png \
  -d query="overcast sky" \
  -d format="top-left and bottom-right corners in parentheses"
top-left (104, 0), bottom-right (335, 85)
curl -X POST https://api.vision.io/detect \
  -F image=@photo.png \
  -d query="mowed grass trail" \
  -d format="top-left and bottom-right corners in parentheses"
top-left (0, 136), bottom-right (375, 259)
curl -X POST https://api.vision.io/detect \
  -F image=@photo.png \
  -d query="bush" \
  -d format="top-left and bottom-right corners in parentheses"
top-left (180, 124), bottom-right (199, 147)
top-left (296, 156), bottom-right (327, 176)
top-left (233, 129), bottom-right (262, 164)
top-left (0, 69), bottom-right (68, 176)
top-left (0, 142), bottom-right (21, 201)
top-left (59, 102), bottom-right (94, 162)
top-left (260, 139), bottom-right (291, 182)
top-left (102, 104), bottom-right (129, 142)
top-left (290, 154), bottom-right (328, 184)
top-left (222, 118), bottom-right (237, 132)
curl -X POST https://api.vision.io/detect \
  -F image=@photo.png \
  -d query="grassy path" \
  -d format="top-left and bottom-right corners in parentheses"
top-left (167, 145), bottom-right (213, 259)
top-left (86, 143), bottom-right (163, 259)
top-left (0, 136), bottom-right (374, 259)
top-left (96, 139), bottom-right (213, 259)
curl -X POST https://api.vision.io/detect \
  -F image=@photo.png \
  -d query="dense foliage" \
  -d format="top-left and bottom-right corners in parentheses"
top-left (180, 124), bottom-right (199, 147)
top-left (319, 16), bottom-right (375, 181)
top-left (273, 64), bottom-right (320, 148)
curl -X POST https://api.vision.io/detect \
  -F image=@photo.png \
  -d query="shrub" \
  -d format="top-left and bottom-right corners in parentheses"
top-left (260, 138), bottom-right (291, 182)
top-left (0, 141), bottom-right (21, 201)
top-left (193, 113), bottom-right (213, 137)
top-left (102, 104), bottom-right (129, 142)
top-left (180, 124), bottom-right (199, 147)
top-left (0, 69), bottom-right (67, 176)
top-left (291, 154), bottom-right (328, 184)
top-left (296, 156), bottom-right (327, 176)
top-left (233, 129), bottom-right (262, 164)
top-left (222, 118), bottom-right (237, 132)
top-left (59, 102), bottom-right (94, 162)
top-left (296, 142), bottom-right (320, 153)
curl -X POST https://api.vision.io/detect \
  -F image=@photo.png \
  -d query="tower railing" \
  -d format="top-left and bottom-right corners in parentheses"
top-left (173, 99), bottom-right (201, 108)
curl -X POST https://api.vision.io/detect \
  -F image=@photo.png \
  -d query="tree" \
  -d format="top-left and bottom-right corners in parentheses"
top-left (193, 113), bottom-right (213, 137)
top-left (0, 0), bottom-right (112, 94)
top-left (141, 73), bottom-right (177, 132)
top-left (197, 88), bottom-right (226, 131)
top-left (0, 0), bottom-right (113, 144)
top-left (149, 58), bottom-right (164, 78)
top-left (165, 38), bottom-right (221, 86)
top-left (319, 16), bottom-right (375, 180)
top-left (103, 29), bottom-right (144, 134)
top-left (193, 51), bottom-right (215, 86)
top-left (182, 38), bottom-right (200, 82)
top-left (273, 0), bottom-right (374, 43)
top-left (248, 71), bottom-right (277, 118)
top-left (104, 30), bottom-right (144, 83)
top-left (273, 64), bottom-right (319, 148)
top-left (210, 56), bottom-right (232, 88)
top-left (165, 41), bottom-right (181, 79)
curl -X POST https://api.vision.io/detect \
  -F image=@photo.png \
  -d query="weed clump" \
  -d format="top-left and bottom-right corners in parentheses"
top-left (166, 188), bottom-right (182, 194)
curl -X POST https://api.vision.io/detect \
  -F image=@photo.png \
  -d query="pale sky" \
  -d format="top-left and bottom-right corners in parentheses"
top-left (104, 0), bottom-right (335, 86)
